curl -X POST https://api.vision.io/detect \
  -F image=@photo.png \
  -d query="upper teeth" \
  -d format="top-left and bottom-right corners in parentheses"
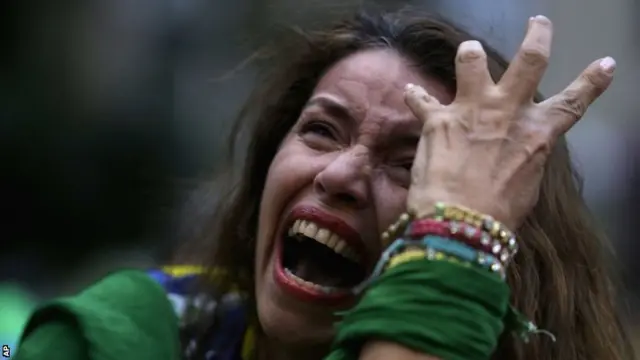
top-left (288, 220), bottom-right (361, 263)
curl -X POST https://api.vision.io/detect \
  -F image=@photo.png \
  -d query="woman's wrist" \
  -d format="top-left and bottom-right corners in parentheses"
top-left (328, 202), bottom-right (519, 360)
top-left (407, 188), bottom-right (517, 231)
top-left (330, 251), bottom-right (511, 360)
top-left (360, 341), bottom-right (440, 360)
top-left (326, 202), bottom-right (551, 360)
top-left (378, 202), bottom-right (518, 281)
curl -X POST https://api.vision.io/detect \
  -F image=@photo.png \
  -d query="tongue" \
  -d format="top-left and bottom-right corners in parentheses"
top-left (293, 260), bottom-right (342, 287)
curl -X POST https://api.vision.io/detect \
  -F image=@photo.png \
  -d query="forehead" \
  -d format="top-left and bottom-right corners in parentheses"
top-left (310, 49), bottom-right (452, 142)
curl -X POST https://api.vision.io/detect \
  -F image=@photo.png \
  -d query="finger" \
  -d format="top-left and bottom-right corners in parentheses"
top-left (500, 15), bottom-right (553, 102)
top-left (455, 40), bottom-right (493, 99)
top-left (404, 83), bottom-right (442, 124)
top-left (543, 56), bottom-right (616, 135)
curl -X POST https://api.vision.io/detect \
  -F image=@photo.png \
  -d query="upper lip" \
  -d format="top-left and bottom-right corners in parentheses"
top-left (285, 205), bottom-right (370, 266)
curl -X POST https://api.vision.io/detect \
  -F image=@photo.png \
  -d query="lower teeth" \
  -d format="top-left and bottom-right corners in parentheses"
top-left (284, 268), bottom-right (340, 294)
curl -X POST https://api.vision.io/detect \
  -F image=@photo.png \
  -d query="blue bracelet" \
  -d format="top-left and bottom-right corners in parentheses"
top-left (353, 235), bottom-right (505, 294)
top-left (421, 235), bottom-right (504, 277)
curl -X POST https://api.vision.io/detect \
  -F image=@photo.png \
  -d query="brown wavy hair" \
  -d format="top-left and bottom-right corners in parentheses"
top-left (180, 8), bottom-right (634, 360)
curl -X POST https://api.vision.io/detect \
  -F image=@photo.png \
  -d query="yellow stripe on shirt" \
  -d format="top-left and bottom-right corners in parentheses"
top-left (159, 265), bottom-right (256, 359)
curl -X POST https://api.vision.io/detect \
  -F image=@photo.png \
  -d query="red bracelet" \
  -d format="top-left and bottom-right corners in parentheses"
top-left (407, 218), bottom-right (508, 261)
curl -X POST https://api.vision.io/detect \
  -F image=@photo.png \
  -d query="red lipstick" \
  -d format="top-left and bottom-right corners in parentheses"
top-left (272, 205), bottom-right (367, 303)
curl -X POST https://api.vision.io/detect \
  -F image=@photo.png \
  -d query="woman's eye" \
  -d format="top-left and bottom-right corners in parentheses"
top-left (387, 160), bottom-right (414, 187)
top-left (300, 121), bottom-right (336, 139)
top-left (392, 159), bottom-right (414, 172)
top-left (400, 162), bottom-right (413, 171)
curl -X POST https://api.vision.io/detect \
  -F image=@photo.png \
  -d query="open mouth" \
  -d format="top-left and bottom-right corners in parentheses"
top-left (276, 218), bottom-right (368, 299)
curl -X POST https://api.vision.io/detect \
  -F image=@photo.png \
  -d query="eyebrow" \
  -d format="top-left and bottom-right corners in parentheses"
top-left (304, 95), bottom-right (357, 124)
top-left (305, 94), bottom-right (422, 149)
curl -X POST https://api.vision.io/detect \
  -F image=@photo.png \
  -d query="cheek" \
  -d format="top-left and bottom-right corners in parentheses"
top-left (261, 141), bottom-right (317, 209)
top-left (256, 139), bottom-right (320, 250)
top-left (372, 176), bottom-right (408, 235)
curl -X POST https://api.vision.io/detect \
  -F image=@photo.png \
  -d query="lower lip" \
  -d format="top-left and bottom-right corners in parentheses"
top-left (273, 240), bottom-right (351, 304)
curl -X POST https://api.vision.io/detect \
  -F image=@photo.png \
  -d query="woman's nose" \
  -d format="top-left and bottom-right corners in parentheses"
top-left (313, 148), bottom-right (371, 209)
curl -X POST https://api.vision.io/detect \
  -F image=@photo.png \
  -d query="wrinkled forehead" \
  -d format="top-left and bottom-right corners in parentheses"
top-left (307, 49), bottom-right (453, 146)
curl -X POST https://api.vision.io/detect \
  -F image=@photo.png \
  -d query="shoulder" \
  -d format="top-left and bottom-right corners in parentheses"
top-left (16, 269), bottom-right (183, 360)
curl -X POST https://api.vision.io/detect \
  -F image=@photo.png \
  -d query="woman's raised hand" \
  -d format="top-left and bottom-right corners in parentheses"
top-left (404, 15), bottom-right (615, 229)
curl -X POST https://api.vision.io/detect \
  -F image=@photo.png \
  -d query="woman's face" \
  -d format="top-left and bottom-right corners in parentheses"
top-left (254, 49), bottom-right (453, 347)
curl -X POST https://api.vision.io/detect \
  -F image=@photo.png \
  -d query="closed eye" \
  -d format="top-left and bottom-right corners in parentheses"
top-left (387, 159), bottom-right (414, 188)
top-left (399, 162), bottom-right (413, 171)
top-left (393, 157), bottom-right (414, 171)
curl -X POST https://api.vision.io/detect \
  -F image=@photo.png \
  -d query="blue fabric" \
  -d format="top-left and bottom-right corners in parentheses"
top-left (147, 268), bottom-right (250, 360)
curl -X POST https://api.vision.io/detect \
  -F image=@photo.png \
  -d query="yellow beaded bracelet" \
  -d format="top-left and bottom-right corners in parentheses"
top-left (387, 248), bottom-right (473, 270)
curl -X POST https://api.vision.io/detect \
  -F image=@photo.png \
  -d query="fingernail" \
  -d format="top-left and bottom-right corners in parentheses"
top-left (599, 56), bottom-right (616, 73)
top-left (466, 40), bottom-right (484, 50)
top-left (405, 83), bottom-right (415, 91)
top-left (534, 15), bottom-right (550, 22)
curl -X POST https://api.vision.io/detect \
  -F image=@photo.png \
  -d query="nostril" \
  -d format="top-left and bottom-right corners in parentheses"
top-left (336, 193), bottom-right (358, 204)
top-left (314, 179), bottom-right (327, 195)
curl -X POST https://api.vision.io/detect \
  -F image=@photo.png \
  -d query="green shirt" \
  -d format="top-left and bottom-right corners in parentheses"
top-left (14, 270), bottom-right (180, 360)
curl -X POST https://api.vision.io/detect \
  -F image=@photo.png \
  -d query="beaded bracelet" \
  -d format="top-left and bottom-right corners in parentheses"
top-left (413, 235), bottom-right (504, 277)
top-left (387, 248), bottom-right (473, 270)
top-left (354, 235), bottom-right (505, 294)
top-left (361, 204), bottom-right (555, 345)
top-left (433, 202), bottom-right (517, 251)
top-left (381, 212), bottom-right (413, 245)
top-left (385, 241), bottom-right (503, 278)
top-left (408, 219), bottom-right (515, 265)
top-left (358, 203), bottom-right (518, 293)
top-left (381, 204), bottom-right (518, 252)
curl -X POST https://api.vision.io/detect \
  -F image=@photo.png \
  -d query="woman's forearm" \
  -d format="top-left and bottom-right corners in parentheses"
top-left (360, 341), bottom-right (440, 360)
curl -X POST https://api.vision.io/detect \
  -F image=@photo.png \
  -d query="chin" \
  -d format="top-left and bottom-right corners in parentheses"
top-left (256, 288), bottom-right (337, 347)
top-left (255, 257), bottom-right (338, 348)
